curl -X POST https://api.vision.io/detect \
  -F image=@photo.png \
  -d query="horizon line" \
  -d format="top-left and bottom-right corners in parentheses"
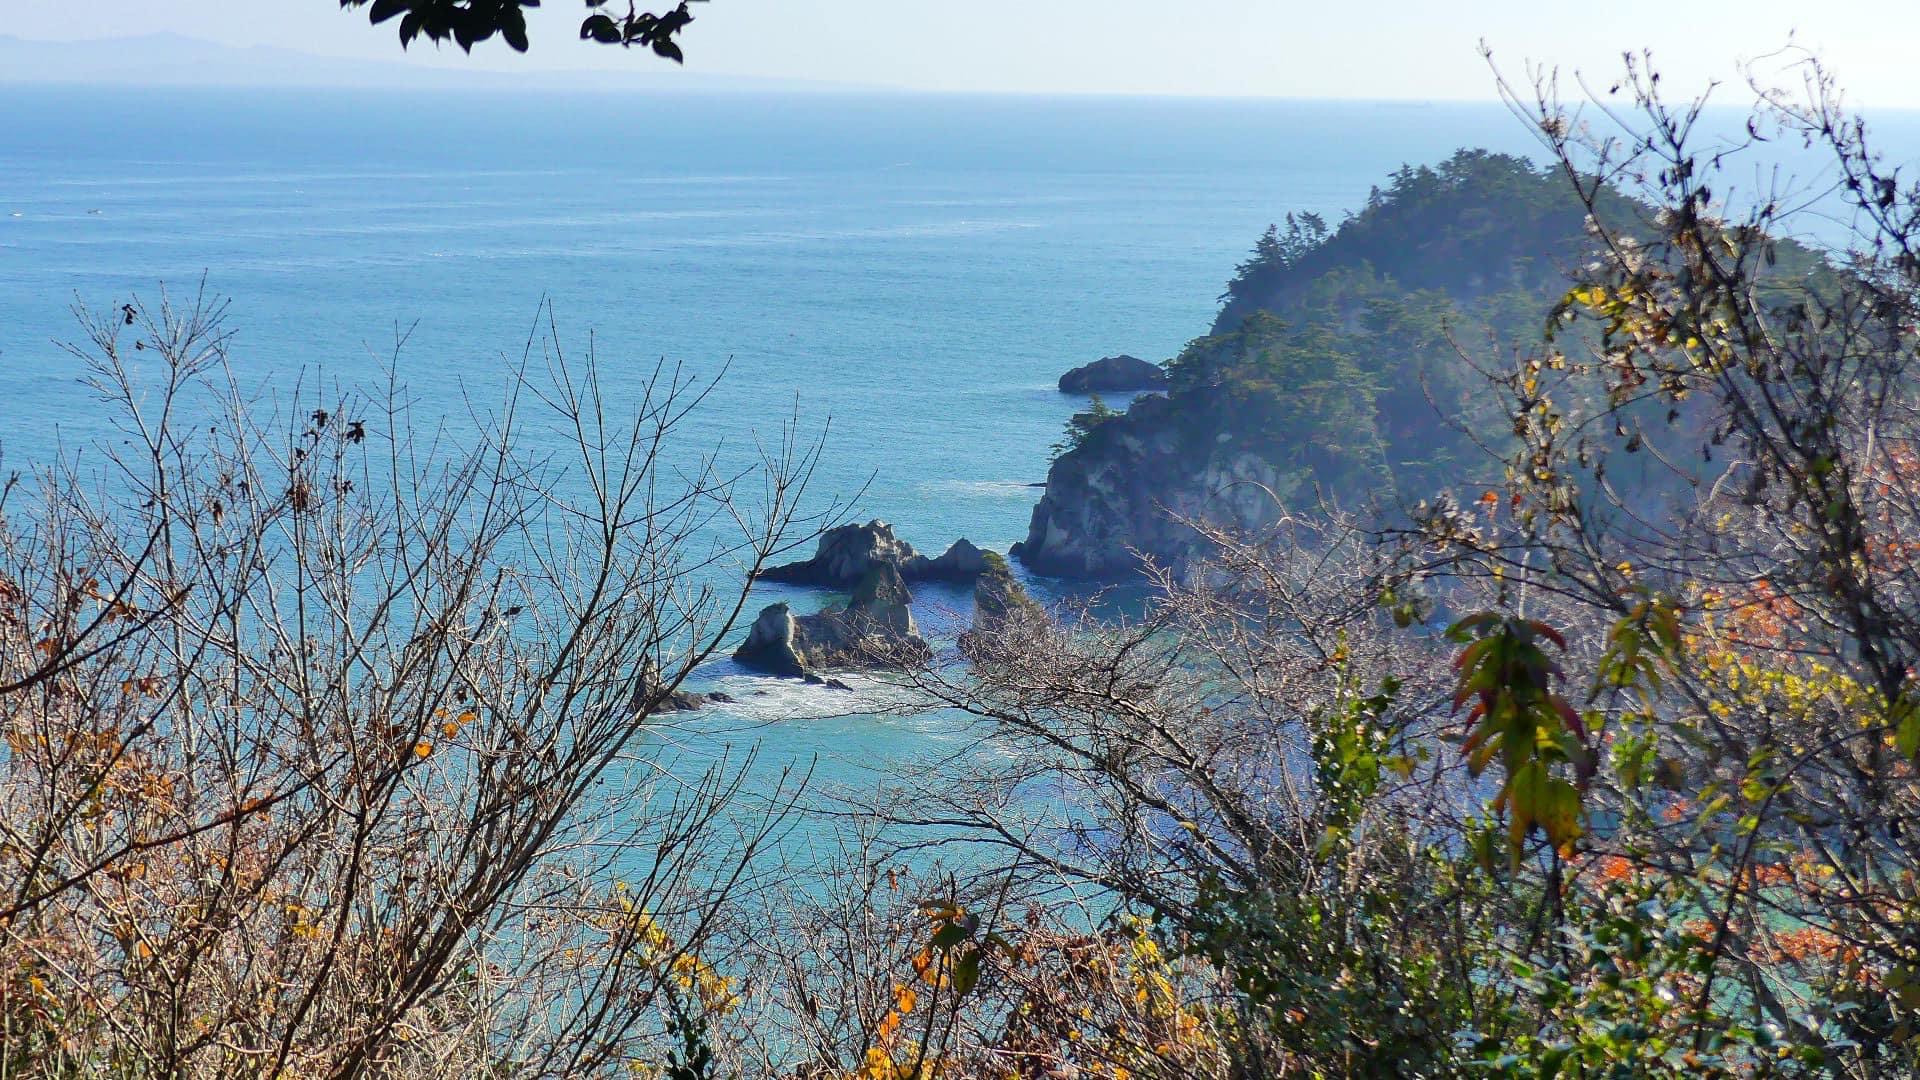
top-left (8, 31), bottom-right (1920, 113)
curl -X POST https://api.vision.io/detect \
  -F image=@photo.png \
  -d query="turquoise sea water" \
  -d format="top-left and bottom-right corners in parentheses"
top-left (6, 86), bottom-right (1907, 857)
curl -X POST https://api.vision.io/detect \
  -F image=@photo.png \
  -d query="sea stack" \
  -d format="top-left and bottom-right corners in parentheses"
top-left (734, 561), bottom-right (933, 678)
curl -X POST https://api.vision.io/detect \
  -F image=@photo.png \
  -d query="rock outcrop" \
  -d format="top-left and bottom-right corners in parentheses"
top-left (1057, 354), bottom-right (1168, 394)
top-left (649, 687), bottom-right (736, 713)
top-left (733, 604), bottom-right (810, 677)
top-left (760, 521), bottom-right (920, 587)
top-left (959, 551), bottom-right (1047, 666)
top-left (734, 561), bottom-right (932, 678)
top-left (761, 521), bottom-right (992, 587)
top-left (1012, 390), bottom-right (1291, 579)
top-left (969, 550), bottom-right (1042, 634)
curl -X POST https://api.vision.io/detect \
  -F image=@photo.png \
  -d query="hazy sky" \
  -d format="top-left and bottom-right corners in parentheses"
top-left (9, 0), bottom-right (1920, 105)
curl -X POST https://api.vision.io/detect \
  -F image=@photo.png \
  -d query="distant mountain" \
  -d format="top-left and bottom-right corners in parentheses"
top-left (0, 33), bottom-right (871, 92)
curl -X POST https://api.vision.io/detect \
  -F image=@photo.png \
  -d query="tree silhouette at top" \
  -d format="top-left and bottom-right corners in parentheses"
top-left (338, 0), bottom-right (704, 60)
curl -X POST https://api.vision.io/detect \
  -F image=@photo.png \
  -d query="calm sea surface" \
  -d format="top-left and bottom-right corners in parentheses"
top-left (4, 86), bottom-right (1908, 857)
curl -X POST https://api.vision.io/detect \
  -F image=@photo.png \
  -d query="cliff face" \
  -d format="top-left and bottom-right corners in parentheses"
top-left (1013, 391), bottom-right (1291, 578)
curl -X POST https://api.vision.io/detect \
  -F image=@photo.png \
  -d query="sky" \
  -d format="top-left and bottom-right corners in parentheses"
top-left (7, 0), bottom-right (1920, 105)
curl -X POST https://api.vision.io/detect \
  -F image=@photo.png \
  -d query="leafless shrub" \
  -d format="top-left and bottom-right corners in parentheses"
top-left (0, 290), bottom-right (830, 1078)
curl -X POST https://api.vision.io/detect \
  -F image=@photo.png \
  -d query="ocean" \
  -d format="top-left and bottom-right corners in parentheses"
top-left (2, 84), bottom-right (1900, 858)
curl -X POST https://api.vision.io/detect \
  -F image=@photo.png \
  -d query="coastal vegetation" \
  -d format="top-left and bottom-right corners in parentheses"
top-left (4, 46), bottom-right (1918, 1080)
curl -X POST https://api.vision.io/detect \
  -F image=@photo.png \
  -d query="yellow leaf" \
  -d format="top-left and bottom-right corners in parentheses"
top-left (414, 741), bottom-right (432, 758)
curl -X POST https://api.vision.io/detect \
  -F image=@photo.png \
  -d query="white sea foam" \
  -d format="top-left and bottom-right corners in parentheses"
top-left (692, 668), bottom-right (927, 724)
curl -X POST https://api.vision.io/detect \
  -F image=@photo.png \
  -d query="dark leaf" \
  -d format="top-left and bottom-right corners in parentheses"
top-left (501, 10), bottom-right (529, 53)
top-left (580, 13), bottom-right (620, 42)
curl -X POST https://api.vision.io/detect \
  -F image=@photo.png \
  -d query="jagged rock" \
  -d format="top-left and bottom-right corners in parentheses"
top-left (761, 521), bottom-right (993, 586)
top-left (791, 560), bottom-right (932, 669)
top-left (921, 538), bottom-right (989, 579)
top-left (733, 561), bottom-right (932, 678)
top-left (760, 521), bottom-right (921, 587)
top-left (1057, 354), bottom-right (1168, 394)
top-left (651, 689), bottom-right (711, 713)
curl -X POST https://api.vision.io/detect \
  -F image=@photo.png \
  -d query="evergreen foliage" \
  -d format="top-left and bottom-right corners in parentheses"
top-left (1128, 150), bottom-right (1594, 508)
top-left (1105, 149), bottom-right (1825, 510)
